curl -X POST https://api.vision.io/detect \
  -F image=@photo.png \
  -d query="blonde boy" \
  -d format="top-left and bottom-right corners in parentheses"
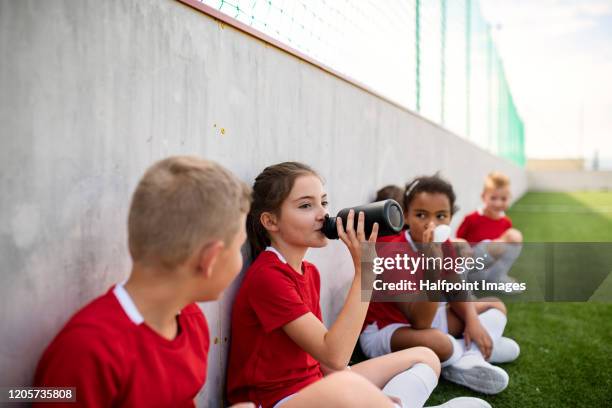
top-left (34, 156), bottom-right (252, 407)
top-left (456, 171), bottom-right (523, 284)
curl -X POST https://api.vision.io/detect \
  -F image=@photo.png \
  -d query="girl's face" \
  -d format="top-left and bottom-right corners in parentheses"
top-left (271, 174), bottom-right (329, 249)
top-left (405, 192), bottom-right (452, 243)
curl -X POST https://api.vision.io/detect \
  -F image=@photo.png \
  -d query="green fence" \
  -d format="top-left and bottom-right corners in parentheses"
top-left (198, 0), bottom-right (525, 166)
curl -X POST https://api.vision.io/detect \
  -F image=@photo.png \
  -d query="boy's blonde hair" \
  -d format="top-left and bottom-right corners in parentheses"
top-left (484, 171), bottom-right (510, 192)
top-left (128, 156), bottom-right (251, 269)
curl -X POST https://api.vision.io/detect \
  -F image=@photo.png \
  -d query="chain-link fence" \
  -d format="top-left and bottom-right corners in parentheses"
top-left (197, 0), bottom-right (525, 166)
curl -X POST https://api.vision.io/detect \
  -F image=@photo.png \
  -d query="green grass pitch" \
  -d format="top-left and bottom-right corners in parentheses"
top-left (425, 192), bottom-right (612, 407)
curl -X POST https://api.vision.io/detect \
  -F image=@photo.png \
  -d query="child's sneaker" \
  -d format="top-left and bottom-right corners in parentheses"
top-left (428, 397), bottom-right (492, 408)
top-left (489, 336), bottom-right (520, 364)
top-left (442, 354), bottom-right (509, 394)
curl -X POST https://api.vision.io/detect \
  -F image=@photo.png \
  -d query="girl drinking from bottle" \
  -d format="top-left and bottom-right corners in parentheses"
top-left (226, 162), bottom-right (490, 408)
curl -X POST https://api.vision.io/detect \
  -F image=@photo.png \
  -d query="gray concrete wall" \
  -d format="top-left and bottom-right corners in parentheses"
top-left (528, 170), bottom-right (612, 192)
top-left (0, 0), bottom-right (527, 406)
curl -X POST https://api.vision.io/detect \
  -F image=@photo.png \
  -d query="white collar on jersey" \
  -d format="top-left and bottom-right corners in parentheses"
top-left (404, 229), bottom-right (418, 252)
top-left (478, 206), bottom-right (505, 217)
top-left (265, 246), bottom-right (288, 264)
top-left (113, 280), bottom-right (145, 325)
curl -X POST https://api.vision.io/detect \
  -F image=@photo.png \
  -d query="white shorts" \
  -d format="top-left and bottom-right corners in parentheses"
top-left (273, 393), bottom-right (295, 408)
top-left (272, 367), bottom-right (353, 407)
top-left (430, 302), bottom-right (448, 334)
top-left (273, 392), bottom-right (401, 408)
top-left (359, 303), bottom-right (449, 359)
top-left (359, 322), bottom-right (411, 358)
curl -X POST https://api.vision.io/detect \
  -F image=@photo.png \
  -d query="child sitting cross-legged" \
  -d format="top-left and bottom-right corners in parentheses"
top-left (456, 171), bottom-right (523, 287)
top-left (360, 176), bottom-right (520, 397)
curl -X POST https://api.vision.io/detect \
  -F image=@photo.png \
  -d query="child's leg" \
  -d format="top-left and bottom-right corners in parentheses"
top-left (474, 298), bottom-right (519, 364)
top-left (484, 246), bottom-right (522, 283)
top-left (360, 303), bottom-right (461, 366)
top-left (488, 228), bottom-right (523, 258)
top-left (471, 237), bottom-right (522, 284)
top-left (350, 347), bottom-right (440, 408)
top-left (473, 298), bottom-right (506, 315)
top-left (351, 346), bottom-right (440, 387)
top-left (279, 371), bottom-right (396, 408)
top-left (402, 302), bottom-right (440, 329)
top-left (447, 299), bottom-right (506, 343)
top-left (499, 228), bottom-right (523, 244)
top-left (447, 298), bottom-right (518, 363)
top-left (390, 327), bottom-right (453, 362)
top-left (390, 303), bottom-right (464, 367)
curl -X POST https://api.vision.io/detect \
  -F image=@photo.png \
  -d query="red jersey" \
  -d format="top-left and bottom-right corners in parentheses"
top-left (363, 231), bottom-right (416, 330)
top-left (456, 210), bottom-right (512, 243)
top-left (364, 230), bottom-right (459, 331)
top-left (227, 248), bottom-right (324, 408)
top-left (34, 285), bottom-right (209, 408)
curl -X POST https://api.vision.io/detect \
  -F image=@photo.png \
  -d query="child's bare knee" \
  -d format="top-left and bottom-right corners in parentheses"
top-left (434, 330), bottom-right (454, 360)
top-left (411, 346), bottom-right (441, 376)
top-left (419, 329), bottom-right (453, 361)
top-left (504, 228), bottom-right (523, 243)
top-left (477, 297), bottom-right (507, 315)
top-left (491, 300), bottom-right (507, 314)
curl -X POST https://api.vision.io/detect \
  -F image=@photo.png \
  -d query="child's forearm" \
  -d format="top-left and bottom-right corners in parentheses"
top-left (449, 301), bottom-right (479, 324)
top-left (322, 274), bottom-right (369, 370)
top-left (395, 301), bottom-right (438, 329)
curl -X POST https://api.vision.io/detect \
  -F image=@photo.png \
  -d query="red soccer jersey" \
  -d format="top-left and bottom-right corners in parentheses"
top-left (456, 210), bottom-right (512, 243)
top-left (363, 231), bottom-right (415, 331)
top-left (364, 230), bottom-right (459, 332)
top-left (363, 301), bottom-right (410, 331)
top-left (34, 285), bottom-right (209, 408)
top-left (227, 249), bottom-right (324, 408)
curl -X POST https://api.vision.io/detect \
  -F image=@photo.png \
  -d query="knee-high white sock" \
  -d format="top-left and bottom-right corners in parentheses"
top-left (478, 308), bottom-right (507, 343)
top-left (441, 335), bottom-right (463, 368)
top-left (383, 363), bottom-right (438, 408)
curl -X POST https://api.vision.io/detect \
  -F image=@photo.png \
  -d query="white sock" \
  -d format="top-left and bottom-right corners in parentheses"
top-left (383, 363), bottom-right (438, 408)
top-left (447, 309), bottom-right (506, 364)
top-left (441, 334), bottom-right (463, 368)
top-left (478, 308), bottom-right (507, 343)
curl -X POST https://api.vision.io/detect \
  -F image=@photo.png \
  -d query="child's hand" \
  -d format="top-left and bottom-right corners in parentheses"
top-left (422, 222), bottom-right (435, 243)
top-left (337, 209), bottom-right (379, 274)
top-left (463, 319), bottom-right (493, 360)
top-left (422, 222), bottom-right (443, 259)
top-left (229, 403), bottom-right (255, 408)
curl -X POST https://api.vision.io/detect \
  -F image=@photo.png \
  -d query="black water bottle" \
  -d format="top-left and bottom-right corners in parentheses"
top-left (322, 199), bottom-right (404, 239)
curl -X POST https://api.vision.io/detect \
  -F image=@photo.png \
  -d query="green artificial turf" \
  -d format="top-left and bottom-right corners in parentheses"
top-left (508, 192), bottom-right (612, 242)
top-left (425, 192), bottom-right (612, 407)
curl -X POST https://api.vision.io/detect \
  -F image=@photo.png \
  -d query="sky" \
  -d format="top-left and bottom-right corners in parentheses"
top-left (479, 0), bottom-right (612, 168)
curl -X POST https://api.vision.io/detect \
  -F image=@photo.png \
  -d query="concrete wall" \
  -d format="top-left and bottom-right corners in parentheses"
top-left (528, 170), bottom-right (612, 192)
top-left (0, 0), bottom-right (526, 406)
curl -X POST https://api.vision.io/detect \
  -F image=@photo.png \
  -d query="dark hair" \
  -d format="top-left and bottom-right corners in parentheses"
top-left (247, 162), bottom-right (320, 259)
top-left (403, 174), bottom-right (458, 215)
top-left (374, 185), bottom-right (403, 204)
